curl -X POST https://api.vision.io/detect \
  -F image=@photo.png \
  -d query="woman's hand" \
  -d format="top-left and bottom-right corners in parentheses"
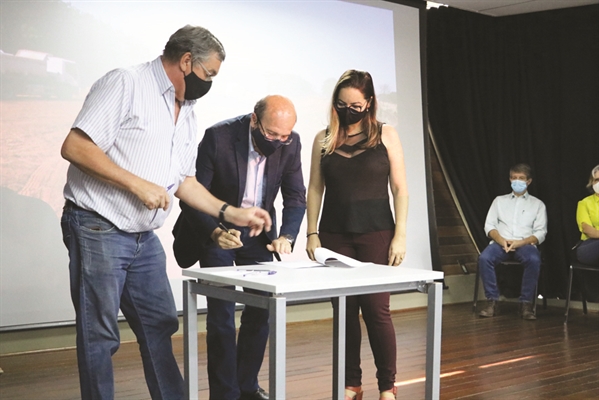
top-left (388, 236), bottom-right (406, 266)
top-left (306, 234), bottom-right (321, 261)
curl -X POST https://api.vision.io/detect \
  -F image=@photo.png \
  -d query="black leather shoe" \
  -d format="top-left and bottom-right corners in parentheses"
top-left (239, 387), bottom-right (269, 400)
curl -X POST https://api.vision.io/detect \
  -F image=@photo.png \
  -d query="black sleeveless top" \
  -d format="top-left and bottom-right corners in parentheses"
top-left (319, 125), bottom-right (395, 233)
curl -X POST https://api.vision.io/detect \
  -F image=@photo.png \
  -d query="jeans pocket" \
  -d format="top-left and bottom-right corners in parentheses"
top-left (78, 212), bottom-right (116, 234)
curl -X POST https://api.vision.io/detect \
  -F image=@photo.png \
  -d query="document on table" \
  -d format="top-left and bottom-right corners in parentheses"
top-left (259, 248), bottom-right (371, 269)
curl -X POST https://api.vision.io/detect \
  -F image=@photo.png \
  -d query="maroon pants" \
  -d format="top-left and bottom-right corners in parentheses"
top-left (319, 230), bottom-right (397, 392)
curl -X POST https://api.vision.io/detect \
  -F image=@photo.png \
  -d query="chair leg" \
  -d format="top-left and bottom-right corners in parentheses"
top-left (573, 267), bottom-right (590, 315)
top-left (564, 265), bottom-right (574, 323)
top-left (541, 264), bottom-right (548, 309)
top-left (533, 281), bottom-right (538, 315)
top-left (473, 263), bottom-right (481, 313)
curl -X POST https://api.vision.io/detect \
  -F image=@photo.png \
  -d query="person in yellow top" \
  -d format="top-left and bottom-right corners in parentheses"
top-left (576, 164), bottom-right (599, 266)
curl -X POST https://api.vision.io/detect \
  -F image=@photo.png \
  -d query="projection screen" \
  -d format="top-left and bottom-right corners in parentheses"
top-left (0, 0), bottom-right (431, 330)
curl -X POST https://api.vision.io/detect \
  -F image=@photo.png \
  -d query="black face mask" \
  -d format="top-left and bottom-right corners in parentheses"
top-left (334, 104), bottom-right (368, 126)
top-left (184, 67), bottom-right (212, 100)
top-left (250, 125), bottom-right (285, 157)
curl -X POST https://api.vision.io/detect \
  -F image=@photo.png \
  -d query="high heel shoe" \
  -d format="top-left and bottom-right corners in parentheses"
top-left (379, 386), bottom-right (397, 399)
top-left (345, 386), bottom-right (363, 400)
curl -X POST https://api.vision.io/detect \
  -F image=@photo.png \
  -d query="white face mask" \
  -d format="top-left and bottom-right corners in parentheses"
top-left (593, 181), bottom-right (599, 194)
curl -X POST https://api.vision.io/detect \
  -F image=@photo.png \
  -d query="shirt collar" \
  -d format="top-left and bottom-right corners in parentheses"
top-left (151, 56), bottom-right (196, 106)
top-left (510, 191), bottom-right (529, 199)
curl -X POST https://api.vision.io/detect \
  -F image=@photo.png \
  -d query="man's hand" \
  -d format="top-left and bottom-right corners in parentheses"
top-left (224, 206), bottom-right (272, 237)
top-left (489, 230), bottom-right (510, 252)
top-left (176, 178), bottom-right (272, 234)
top-left (211, 228), bottom-right (243, 249)
top-left (505, 239), bottom-right (527, 252)
top-left (267, 236), bottom-right (292, 255)
top-left (132, 180), bottom-right (171, 211)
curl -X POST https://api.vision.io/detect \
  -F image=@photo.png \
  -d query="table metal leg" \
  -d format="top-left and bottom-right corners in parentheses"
top-left (183, 280), bottom-right (198, 400)
top-left (425, 282), bottom-right (442, 400)
top-left (269, 296), bottom-right (286, 399)
top-left (332, 296), bottom-right (346, 400)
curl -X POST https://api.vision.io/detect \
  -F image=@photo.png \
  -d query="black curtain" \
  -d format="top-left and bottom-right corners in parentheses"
top-left (427, 5), bottom-right (599, 299)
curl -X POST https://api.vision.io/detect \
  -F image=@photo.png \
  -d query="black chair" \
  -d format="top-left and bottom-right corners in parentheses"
top-left (473, 246), bottom-right (547, 314)
top-left (564, 241), bottom-right (599, 323)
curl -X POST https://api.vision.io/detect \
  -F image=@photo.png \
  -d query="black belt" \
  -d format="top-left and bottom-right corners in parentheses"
top-left (64, 199), bottom-right (92, 213)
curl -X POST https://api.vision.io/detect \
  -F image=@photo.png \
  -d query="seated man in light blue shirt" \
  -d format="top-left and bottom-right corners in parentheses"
top-left (478, 163), bottom-right (547, 320)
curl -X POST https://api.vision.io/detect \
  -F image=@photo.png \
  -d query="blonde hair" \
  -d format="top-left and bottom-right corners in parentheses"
top-left (322, 70), bottom-right (379, 156)
top-left (586, 164), bottom-right (599, 190)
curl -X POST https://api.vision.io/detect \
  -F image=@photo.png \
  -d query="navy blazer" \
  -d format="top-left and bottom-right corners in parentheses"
top-left (172, 114), bottom-right (306, 268)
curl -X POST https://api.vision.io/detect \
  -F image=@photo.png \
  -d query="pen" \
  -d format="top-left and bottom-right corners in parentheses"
top-left (237, 269), bottom-right (277, 276)
top-left (218, 223), bottom-right (231, 234)
top-left (166, 184), bottom-right (174, 191)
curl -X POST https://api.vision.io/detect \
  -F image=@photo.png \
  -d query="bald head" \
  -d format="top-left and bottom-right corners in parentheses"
top-left (251, 95), bottom-right (297, 141)
top-left (254, 95), bottom-right (296, 123)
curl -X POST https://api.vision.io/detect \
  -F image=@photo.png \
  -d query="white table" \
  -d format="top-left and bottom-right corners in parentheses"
top-left (182, 264), bottom-right (444, 400)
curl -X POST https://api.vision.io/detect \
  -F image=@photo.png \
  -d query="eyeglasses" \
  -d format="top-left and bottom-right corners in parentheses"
top-left (196, 60), bottom-right (214, 81)
top-left (334, 99), bottom-right (370, 115)
top-left (257, 117), bottom-right (293, 145)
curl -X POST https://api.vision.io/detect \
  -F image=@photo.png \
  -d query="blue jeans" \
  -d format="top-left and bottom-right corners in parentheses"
top-left (200, 229), bottom-right (271, 400)
top-left (61, 205), bottom-right (184, 400)
top-left (478, 242), bottom-right (541, 302)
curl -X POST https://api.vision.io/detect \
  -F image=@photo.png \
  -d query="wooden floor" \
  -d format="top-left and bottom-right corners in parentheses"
top-left (1, 303), bottom-right (598, 399)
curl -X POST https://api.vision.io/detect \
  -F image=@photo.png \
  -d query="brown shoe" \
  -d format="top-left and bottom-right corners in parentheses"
top-left (520, 302), bottom-right (537, 320)
top-left (479, 300), bottom-right (498, 317)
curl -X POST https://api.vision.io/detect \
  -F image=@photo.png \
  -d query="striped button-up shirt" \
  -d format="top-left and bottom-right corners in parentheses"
top-left (484, 192), bottom-right (548, 244)
top-left (64, 57), bottom-right (197, 232)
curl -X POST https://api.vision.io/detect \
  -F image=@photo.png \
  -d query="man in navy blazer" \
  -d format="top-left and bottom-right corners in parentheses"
top-left (172, 95), bottom-right (306, 400)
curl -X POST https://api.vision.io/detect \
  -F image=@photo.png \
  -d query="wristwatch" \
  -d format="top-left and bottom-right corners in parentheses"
top-left (280, 234), bottom-right (294, 245)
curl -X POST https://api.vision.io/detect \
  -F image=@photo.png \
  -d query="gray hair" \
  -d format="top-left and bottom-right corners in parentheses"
top-left (163, 25), bottom-right (225, 64)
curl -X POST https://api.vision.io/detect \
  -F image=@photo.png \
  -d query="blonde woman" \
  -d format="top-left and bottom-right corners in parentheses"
top-left (306, 70), bottom-right (408, 400)
top-left (576, 164), bottom-right (599, 266)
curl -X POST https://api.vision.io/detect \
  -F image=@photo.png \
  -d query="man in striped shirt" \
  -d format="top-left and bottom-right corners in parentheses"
top-left (60, 25), bottom-right (271, 400)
